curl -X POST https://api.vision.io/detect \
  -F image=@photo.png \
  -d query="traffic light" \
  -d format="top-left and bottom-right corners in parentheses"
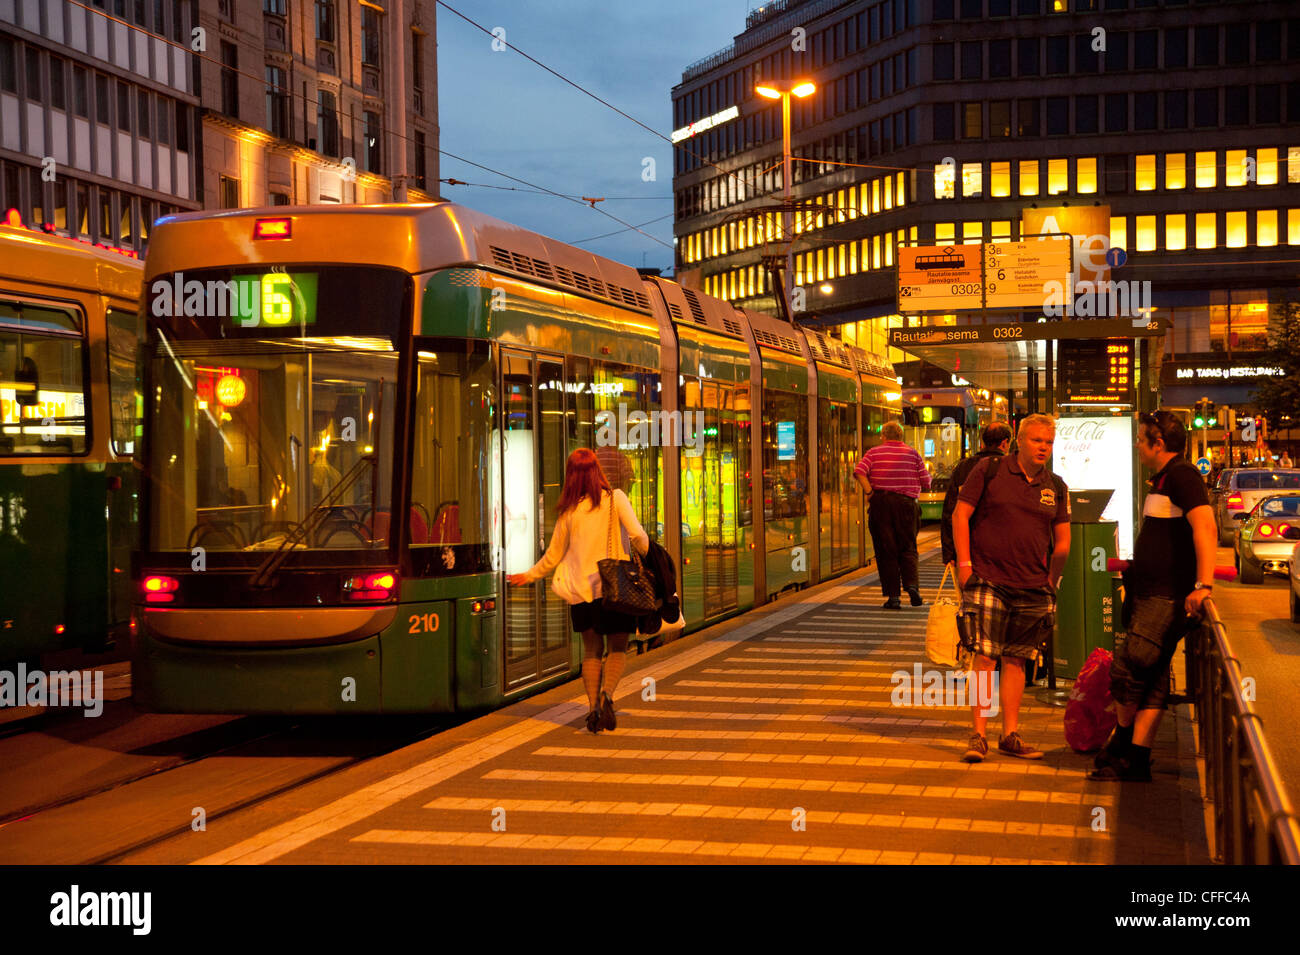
top-left (1193, 399), bottom-right (1206, 429)
top-left (1206, 399), bottom-right (1217, 428)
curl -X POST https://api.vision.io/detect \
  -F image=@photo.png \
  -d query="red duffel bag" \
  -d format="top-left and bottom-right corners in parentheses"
top-left (1064, 647), bottom-right (1117, 753)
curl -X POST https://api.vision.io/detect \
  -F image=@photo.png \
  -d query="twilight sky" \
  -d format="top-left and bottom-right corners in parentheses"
top-left (437, 0), bottom-right (755, 273)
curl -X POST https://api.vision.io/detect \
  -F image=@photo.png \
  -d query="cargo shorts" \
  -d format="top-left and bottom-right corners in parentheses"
top-left (1110, 595), bottom-right (1195, 710)
top-left (960, 575), bottom-right (1056, 661)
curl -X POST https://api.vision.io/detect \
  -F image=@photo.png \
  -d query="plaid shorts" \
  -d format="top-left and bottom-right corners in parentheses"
top-left (960, 575), bottom-right (1056, 661)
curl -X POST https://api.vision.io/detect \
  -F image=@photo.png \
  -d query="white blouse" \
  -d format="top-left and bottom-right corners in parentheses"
top-left (520, 489), bottom-right (650, 605)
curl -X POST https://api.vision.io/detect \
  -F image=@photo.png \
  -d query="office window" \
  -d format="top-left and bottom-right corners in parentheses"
top-left (1018, 99), bottom-right (1039, 136)
top-left (1110, 216), bottom-right (1126, 251)
top-left (156, 92), bottom-right (169, 144)
top-left (1195, 212), bottom-right (1215, 249)
top-left (316, 0), bottom-right (335, 42)
top-left (1075, 34), bottom-right (1099, 73)
top-left (1165, 214), bottom-right (1186, 250)
top-left (266, 66), bottom-right (288, 138)
top-left (415, 130), bottom-right (427, 189)
top-left (0, 36), bottom-right (14, 94)
top-left (116, 81), bottom-right (130, 130)
top-left (1018, 0), bottom-right (1040, 12)
top-left (1224, 86), bottom-right (1247, 126)
top-left (1224, 23), bottom-right (1248, 64)
top-left (1077, 158), bottom-right (1097, 193)
top-left (990, 220), bottom-right (1011, 242)
top-left (1075, 96), bottom-right (1097, 133)
top-left (317, 88), bottom-right (339, 156)
top-left (25, 47), bottom-right (40, 101)
top-left (1225, 149), bottom-right (1248, 187)
top-left (1194, 151), bottom-right (1216, 188)
top-left (989, 100), bottom-right (1010, 137)
top-left (1105, 154), bottom-right (1127, 193)
top-left (220, 176), bottom-right (239, 209)
top-left (1019, 160), bottom-right (1040, 196)
top-left (1017, 37), bottom-right (1039, 75)
top-left (1258, 148), bottom-right (1278, 186)
top-left (1193, 89), bottom-right (1217, 128)
top-left (1133, 152), bottom-right (1154, 189)
top-left (264, 0), bottom-right (285, 11)
top-left (1256, 209), bottom-right (1277, 247)
top-left (1224, 211), bottom-right (1246, 248)
top-left (935, 223), bottom-right (955, 245)
top-left (1046, 97), bottom-right (1068, 135)
top-left (72, 66), bottom-right (88, 117)
top-left (362, 6), bottom-right (381, 68)
top-left (962, 102), bottom-right (981, 138)
top-left (175, 101), bottom-right (189, 151)
top-left (1164, 90), bottom-right (1187, 128)
top-left (412, 31), bottom-right (425, 106)
top-left (136, 88), bottom-right (149, 138)
top-left (1047, 158), bottom-right (1068, 194)
top-left (1047, 35), bottom-right (1069, 74)
top-left (1256, 85), bottom-right (1280, 125)
top-left (1291, 209), bottom-right (1300, 245)
top-left (220, 42), bottom-right (238, 118)
top-left (1194, 26), bottom-right (1218, 66)
top-left (962, 162), bottom-right (982, 197)
top-left (934, 162), bottom-right (955, 199)
top-left (1133, 91), bottom-right (1156, 130)
top-left (962, 221), bottom-right (983, 245)
top-left (1165, 153), bottom-right (1185, 189)
top-left (1257, 22), bottom-right (1281, 61)
top-left (934, 43), bottom-right (954, 81)
top-left (1134, 30), bottom-right (1157, 69)
top-left (989, 39), bottom-right (1011, 77)
top-left (1104, 31), bottom-right (1128, 72)
top-left (961, 42), bottom-right (982, 79)
top-left (1165, 28), bottom-right (1187, 68)
top-left (990, 161), bottom-right (1010, 197)
top-left (1290, 82), bottom-right (1300, 123)
top-left (1105, 93), bottom-right (1127, 132)
top-left (96, 74), bottom-right (109, 124)
top-left (1135, 215), bottom-right (1156, 252)
top-left (932, 103), bottom-right (954, 140)
top-left (49, 57), bottom-right (65, 111)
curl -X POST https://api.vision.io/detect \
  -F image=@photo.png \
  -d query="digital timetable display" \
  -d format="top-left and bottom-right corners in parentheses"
top-left (1057, 338), bottom-right (1135, 407)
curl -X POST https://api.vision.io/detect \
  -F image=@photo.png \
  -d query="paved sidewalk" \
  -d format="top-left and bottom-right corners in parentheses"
top-left (133, 559), bottom-right (1211, 865)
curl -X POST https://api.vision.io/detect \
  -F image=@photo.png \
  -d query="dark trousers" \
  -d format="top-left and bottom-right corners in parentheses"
top-left (868, 490), bottom-right (920, 598)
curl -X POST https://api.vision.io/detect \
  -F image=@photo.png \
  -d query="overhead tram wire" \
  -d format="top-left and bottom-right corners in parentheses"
top-left (568, 213), bottom-right (676, 245)
top-left (438, 179), bottom-right (670, 201)
top-left (64, 1), bottom-right (670, 248)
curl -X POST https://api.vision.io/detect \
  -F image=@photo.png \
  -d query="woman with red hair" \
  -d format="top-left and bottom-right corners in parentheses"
top-left (507, 447), bottom-right (649, 733)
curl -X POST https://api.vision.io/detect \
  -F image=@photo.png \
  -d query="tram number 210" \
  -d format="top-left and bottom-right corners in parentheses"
top-left (408, 612), bottom-right (441, 634)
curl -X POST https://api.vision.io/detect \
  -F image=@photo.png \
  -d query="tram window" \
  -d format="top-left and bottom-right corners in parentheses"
top-left (409, 345), bottom-right (494, 553)
top-left (0, 310), bottom-right (87, 456)
top-left (107, 308), bottom-right (141, 457)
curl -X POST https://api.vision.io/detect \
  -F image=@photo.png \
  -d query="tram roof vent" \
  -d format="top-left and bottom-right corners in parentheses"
top-left (752, 327), bottom-right (801, 355)
top-left (809, 330), bottom-right (851, 368)
top-left (667, 303), bottom-right (684, 322)
top-left (488, 244), bottom-right (649, 313)
top-left (489, 245), bottom-right (554, 282)
top-left (681, 288), bottom-right (708, 325)
top-left (722, 316), bottom-right (744, 337)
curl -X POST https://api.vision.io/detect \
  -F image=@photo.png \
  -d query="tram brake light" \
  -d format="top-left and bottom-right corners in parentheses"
top-left (143, 575), bottom-right (180, 603)
top-left (253, 217), bottom-right (292, 240)
top-left (471, 598), bottom-right (497, 614)
top-left (344, 571), bottom-right (398, 600)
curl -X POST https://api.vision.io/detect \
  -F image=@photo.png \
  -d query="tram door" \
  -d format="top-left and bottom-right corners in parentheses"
top-left (501, 350), bottom-right (571, 691)
top-left (702, 380), bottom-right (739, 617)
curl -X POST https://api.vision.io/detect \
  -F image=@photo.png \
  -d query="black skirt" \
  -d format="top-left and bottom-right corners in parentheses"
top-left (570, 600), bottom-right (638, 636)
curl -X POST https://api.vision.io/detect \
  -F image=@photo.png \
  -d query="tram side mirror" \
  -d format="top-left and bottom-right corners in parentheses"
top-left (14, 357), bottom-right (39, 407)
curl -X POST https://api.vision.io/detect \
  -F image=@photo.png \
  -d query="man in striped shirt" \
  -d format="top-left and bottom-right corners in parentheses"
top-left (853, 421), bottom-right (931, 608)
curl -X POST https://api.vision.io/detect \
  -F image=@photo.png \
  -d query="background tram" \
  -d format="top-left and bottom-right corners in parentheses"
top-left (0, 215), bottom-right (143, 666)
top-left (133, 203), bottom-right (899, 715)
top-left (902, 385), bottom-right (1009, 521)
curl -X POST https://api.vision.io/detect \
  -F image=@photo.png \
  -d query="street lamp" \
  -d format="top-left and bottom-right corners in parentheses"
top-left (755, 80), bottom-right (816, 322)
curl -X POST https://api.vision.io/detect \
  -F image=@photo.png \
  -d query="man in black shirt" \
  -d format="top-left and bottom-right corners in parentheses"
top-left (941, 422), bottom-right (1012, 569)
top-left (1090, 410), bottom-right (1216, 782)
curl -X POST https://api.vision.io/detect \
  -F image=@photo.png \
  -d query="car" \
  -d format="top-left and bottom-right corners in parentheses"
top-left (1288, 527), bottom-right (1300, 625)
top-left (1215, 468), bottom-right (1300, 545)
top-left (1233, 493), bottom-right (1300, 584)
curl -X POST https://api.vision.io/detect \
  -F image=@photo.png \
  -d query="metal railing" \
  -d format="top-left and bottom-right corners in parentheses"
top-left (1190, 597), bottom-right (1300, 864)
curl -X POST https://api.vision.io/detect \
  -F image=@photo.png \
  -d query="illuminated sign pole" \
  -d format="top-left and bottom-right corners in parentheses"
top-left (756, 82), bottom-right (816, 321)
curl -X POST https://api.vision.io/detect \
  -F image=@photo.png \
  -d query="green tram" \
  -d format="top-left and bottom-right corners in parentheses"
top-left (133, 203), bottom-right (899, 714)
top-left (0, 214), bottom-right (143, 666)
top-left (903, 386), bottom-right (1010, 522)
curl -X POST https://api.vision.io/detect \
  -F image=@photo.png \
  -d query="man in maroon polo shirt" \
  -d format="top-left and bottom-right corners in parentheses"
top-left (951, 414), bottom-right (1071, 762)
top-left (853, 420), bottom-right (931, 609)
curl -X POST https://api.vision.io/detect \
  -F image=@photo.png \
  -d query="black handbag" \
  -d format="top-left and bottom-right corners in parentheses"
top-left (597, 494), bottom-right (657, 616)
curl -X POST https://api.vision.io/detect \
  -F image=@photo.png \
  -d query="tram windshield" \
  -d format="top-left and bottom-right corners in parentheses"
top-left (145, 267), bottom-right (407, 553)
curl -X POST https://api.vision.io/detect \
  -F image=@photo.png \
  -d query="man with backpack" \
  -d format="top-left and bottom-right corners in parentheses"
top-left (940, 422), bottom-right (1013, 570)
top-left (1090, 410), bottom-right (1215, 782)
top-left (951, 414), bottom-right (1071, 762)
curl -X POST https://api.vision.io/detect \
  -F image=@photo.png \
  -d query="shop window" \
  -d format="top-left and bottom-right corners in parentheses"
top-left (1195, 212), bottom-right (1216, 249)
top-left (1135, 215), bottom-right (1156, 252)
top-left (1165, 214), bottom-right (1186, 251)
top-left (1164, 153), bottom-right (1185, 189)
top-left (1135, 154), bottom-right (1156, 191)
